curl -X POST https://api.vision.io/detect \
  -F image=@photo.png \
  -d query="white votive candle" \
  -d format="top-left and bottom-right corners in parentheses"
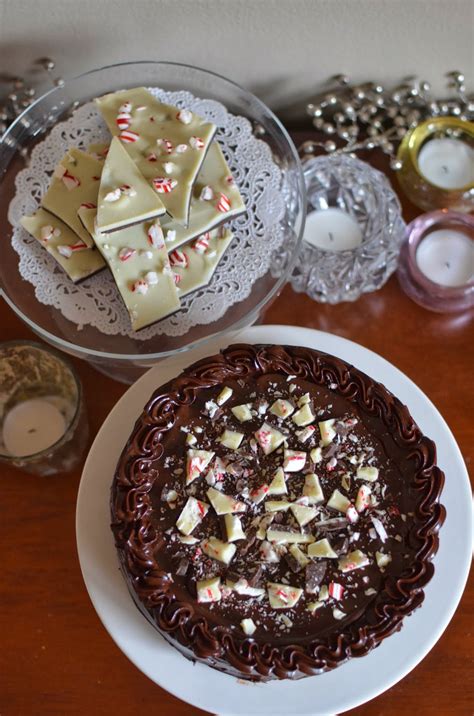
top-left (2, 398), bottom-right (67, 457)
top-left (415, 229), bottom-right (474, 287)
top-left (418, 138), bottom-right (474, 190)
top-left (304, 208), bottom-right (363, 251)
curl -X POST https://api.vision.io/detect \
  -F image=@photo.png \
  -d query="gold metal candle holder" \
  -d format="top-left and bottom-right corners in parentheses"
top-left (397, 117), bottom-right (474, 212)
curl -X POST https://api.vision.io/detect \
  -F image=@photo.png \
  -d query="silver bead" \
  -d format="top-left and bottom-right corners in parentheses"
top-left (375, 96), bottom-right (385, 107)
top-left (334, 112), bottom-right (345, 123)
top-left (307, 103), bottom-right (323, 118)
top-left (446, 70), bottom-right (465, 84)
top-left (323, 122), bottom-right (336, 134)
top-left (381, 141), bottom-right (394, 153)
top-left (390, 158), bottom-right (403, 171)
top-left (342, 103), bottom-right (356, 117)
top-left (313, 117), bottom-right (324, 129)
top-left (325, 94), bottom-right (338, 106)
top-left (396, 127), bottom-right (406, 138)
top-left (38, 57), bottom-right (55, 71)
top-left (346, 125), bottom-right (359, 137)
top-left (339, 130), bottom-right (350, 140)
top-left (420, 81), bottom-right (431, 93)
top-left (24, 87), bottom-right (36, 97)
top-left (54, 77), bottom-right (65, 87)
top-left (333, 74), bottom-right (349, 86)
top-left (365, 140), bottom-right (376, 149)
top-left (367, 126), bottom-right (379, 137)
top-left (394, 116), bottom-right (406, 126)
top-left (373, 85), bottom-right (384, 94)
top-left (324, 140), bottom-right (337, 152)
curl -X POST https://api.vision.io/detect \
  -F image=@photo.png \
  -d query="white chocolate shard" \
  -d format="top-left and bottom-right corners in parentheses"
top-left (371, 516), bottom-right (388, 542)
top-left (231, 403), bottom-right (253, 422)
top-left (216, 386), bottom-right (233, 406)
top-left (259, 540), bottom-right (280, 562)
top-left (186, 449), bottom-right (215, 485)
top-left (269, 399), bottom-right (295, 419)
top-left (290, 503), bottom-right (317, 527)
top-left (282, 449), bottom-right (307, 472)
top-left (218, 429), bottom-right (244, 450)
top-left (318, 419), bottom-right (336, 446)
top-left (207, 487), bottom-right (247, 515)
top-left (308, 538), bottom-right (338, 559)
top-left (355, 484), bottom-right (372, 512)
top-left (267, 467), bottom-right (287, 496)
top-left (376, 551), bottom-right (392, 569)
top-left (310, 447), bottom-right (323, 464)
top-left (356, 466), bottom-right (379, 482)
top-left (241, 618), bottom-right (257, 635)
top-left (267, 582), bottom-right (303, 609)
top-left (292, 403), bottom-right (316, 427)
top-left (265, 500), bottom-right (292, 513)
top-left (303, 473), bottom-right (324, 504)
top-left (185, 433), bottom-right (197, 446)
top-left (196, 576), bottom-right (221, 603)
top-left (327, 489), bottom-right (351, 513)
top-left (249, 484), bottom-right (270, 504)
top-left (333, 608), bottom-right (346, 620)
top-left (224, 514), bottom-right (246, 542)
top-left (266, 528), bottom-right (314, 544)
top-left (176, 496), bottom-right (210, 535)
top-left (289, 544), bottom-right (310, 568)
top-left (296, 425), bottom-right (316, 443)
top-left (254, 422), bottom-right (286, 455)
top-left (338, 550), bottom-right (370, 573)
top-left (202, 536), bottom-right (236, 565)
top-left (298, 393), bottom-right (311, 407)
top-left (178, 534), bottom-right (200, 545)
top-left (307, 600), bottom-right (324, 613)
top-left (346, 505), bottom-right (359, 524)
top-left (228, 579), bottom-right (265, 598)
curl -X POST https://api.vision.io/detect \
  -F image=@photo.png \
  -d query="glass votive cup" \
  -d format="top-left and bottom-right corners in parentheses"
top-left (0, 340), bottom-right (89, 475)
top-left (397, 210), bottom-right (474, 313)
top-left (396, 116), bottom-right (474, 212)
top-left (286, 154), bottom-right (406, 303)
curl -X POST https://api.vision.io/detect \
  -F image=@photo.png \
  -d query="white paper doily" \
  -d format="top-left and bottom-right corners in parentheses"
top-left (8, 88), bottom-right (286, 338)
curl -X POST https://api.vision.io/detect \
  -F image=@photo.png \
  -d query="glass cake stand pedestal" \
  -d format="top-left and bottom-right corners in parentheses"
top-left (0, 61), bottom-right (305, 383)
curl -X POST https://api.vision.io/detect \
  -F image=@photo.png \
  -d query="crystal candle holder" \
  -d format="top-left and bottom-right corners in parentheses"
top-left (397, 210), bottom-right (474, 313)
top-left (288, 154), bottom-right (406, 304)
top-left (397, 117), bottom-right (474, 212)
top-left (0, 341), bottom-right (88, 475)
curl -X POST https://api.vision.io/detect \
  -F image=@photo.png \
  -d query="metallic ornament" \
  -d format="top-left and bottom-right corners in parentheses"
top-left (301, 72), bottom-right (473, 169)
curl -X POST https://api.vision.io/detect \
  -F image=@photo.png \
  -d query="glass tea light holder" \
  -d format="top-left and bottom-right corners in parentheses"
top-left (397, 117), bottom-right (474, 212)
top-left (289, 154), bottom-right (406, 303)
top-left (0, 341), bottom-right (89, 475)
top-left (397, 210), bottom-right (473, 313)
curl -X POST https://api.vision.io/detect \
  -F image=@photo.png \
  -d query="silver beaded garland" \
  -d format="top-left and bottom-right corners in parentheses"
top-left (301, 71), bottom-right (473, 169)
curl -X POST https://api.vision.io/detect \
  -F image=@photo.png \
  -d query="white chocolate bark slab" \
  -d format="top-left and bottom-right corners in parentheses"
top-left (95, 87), bottom-right (216, 226)
top-left (162, 142), bottom-right (246, 252)
top-left (87, 141), bottom-right (246, 252)
top-left (171, 228), bottom-right (233, 297)
top-left (21, 208), bottom-right (105, 283)
top-left (41, 148), bottom-right (103, 248)
top-left (97, 137), bottom-right (165, 232)
top-left (78, 208), bottom-right (180, 331)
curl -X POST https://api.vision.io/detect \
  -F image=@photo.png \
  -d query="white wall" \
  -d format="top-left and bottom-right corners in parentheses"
top-left (0, 0), bottom-right (472, 117)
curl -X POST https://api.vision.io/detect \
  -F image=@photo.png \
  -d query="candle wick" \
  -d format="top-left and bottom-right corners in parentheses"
top-left (445, 261), bottom-right (451, 269)
top-left (441, 165), bottom-right (449, 174)
top-left (328, 232), bottom-right (334, 242)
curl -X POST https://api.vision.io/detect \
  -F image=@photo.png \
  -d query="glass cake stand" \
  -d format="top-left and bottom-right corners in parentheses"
top-left (0, 61), bottom-right (305, 383)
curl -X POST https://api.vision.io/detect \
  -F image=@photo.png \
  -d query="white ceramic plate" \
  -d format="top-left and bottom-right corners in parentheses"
top-left (76, 326), bottom-right (472, 716)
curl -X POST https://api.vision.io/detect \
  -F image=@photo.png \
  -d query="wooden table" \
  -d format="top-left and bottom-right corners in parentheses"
top-left (1, 134), bottom-right (472, 716)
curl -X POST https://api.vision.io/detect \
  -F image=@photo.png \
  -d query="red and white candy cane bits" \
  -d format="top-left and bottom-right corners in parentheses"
top-left (216, 193), bottom-right (231, 213)
top-left (193, 233), bottom-right (210, 254)
top-left (169, 249), bottom-right (188, 268)
top-left (119, 130), bottom-right (140, 143)
top-left (61, 170), bottom-right (81, 190)
top-left (147, 223), bottom-right (165, 249)
top-left (189, 136), bottom-right (204, 150)
top-left (328, 582), bottom-right (345, 600)
top-left (152, 177), bottom-right (178, 193)
top-left (118, 247), bottom-right (136, 262)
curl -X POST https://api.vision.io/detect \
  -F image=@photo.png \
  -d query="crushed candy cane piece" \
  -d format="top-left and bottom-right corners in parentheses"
top-left (241, 618), bottom-right (257, 635)
top-left (371, 515), bottom-right (388, 542)
top-left (132, 279), bottom-right (149, 294)
top-left (119, 129), bottom-right (140, 143)
top-left (145, 271), bottom-right (159, 285)
top-left (200, 185), bottom-right (214, 201)
top-left (176, 108), bottom-right (193, 124)
top-left (61, 169), bottom-right (80, 190)
top-left (216, 192), bottom-right (231, 212)
top-left (147, 222), bottom-right (165, 249)
top-left (104, 188), bottom-right (122, 202)
top-left (175, 143), bottom-right (188, 153)
top-left (118, 247), bottom-right (136, 262)
top-left (153, 176), bottom-right (178, 193)
top-left (355, 484), bottom-right (372, 512)
top-left (328, 582), bottom-right (344, 600)
top-left (196, 576), bottom-right (221, 603)
top-left (156, 138), bottom-right (173, 154)
top-left (189, 135), bottom-right (205, 150)
top-left (193, 233), bottom-right (210, 254)
top-left (346, 504), bottom-right (359, 523)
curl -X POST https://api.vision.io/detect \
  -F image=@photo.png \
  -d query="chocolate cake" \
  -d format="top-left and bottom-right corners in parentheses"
top-left (111, 344), bottom-right (445, 680)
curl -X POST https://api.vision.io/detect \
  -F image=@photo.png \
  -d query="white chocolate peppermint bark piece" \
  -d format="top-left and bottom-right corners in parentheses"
top-left (171, 228), bottom-right (233, 297)
top-left (95, 87), bottom-right (216, 225)
top-left (267, 582), bottom-right (303, 609)
top-left (96, 137), bottom-right (165, 231)
top-left (41, 148), bottom-right (102, 247)
top-left (20, 209), bottom-right (105, 283)
top-left (78, 207), bottom-right (180, 331)
top-left (161, 142), bottom-right (246, 251)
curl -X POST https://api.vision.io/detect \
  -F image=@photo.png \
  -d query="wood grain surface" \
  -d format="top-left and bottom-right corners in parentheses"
top-left (0, 132), bottom-right (472, 716)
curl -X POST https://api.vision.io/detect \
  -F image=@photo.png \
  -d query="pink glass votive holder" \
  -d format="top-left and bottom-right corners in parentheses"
top-left (397, 210), bottom-right (473, 313)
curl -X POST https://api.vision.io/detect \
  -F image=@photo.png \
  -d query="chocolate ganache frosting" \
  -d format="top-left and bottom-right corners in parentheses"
top-left (111, 344), bottom-right (445, 680)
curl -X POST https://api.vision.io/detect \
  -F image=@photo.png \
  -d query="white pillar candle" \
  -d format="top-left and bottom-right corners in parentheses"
top-left (417, 138), bottom-right (474, 190)
top-left (2, 398), bottom-right (67, 457)
top-left (415, 229), bottom-right (474, 287)
top-left (304, 208), bottom-right (363, 251)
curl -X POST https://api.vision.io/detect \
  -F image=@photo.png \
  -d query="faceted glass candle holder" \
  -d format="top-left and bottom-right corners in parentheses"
top-left (288, 155), bottom-right (406, 304)
top-left (0, 341), bottom-right (88, 475)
